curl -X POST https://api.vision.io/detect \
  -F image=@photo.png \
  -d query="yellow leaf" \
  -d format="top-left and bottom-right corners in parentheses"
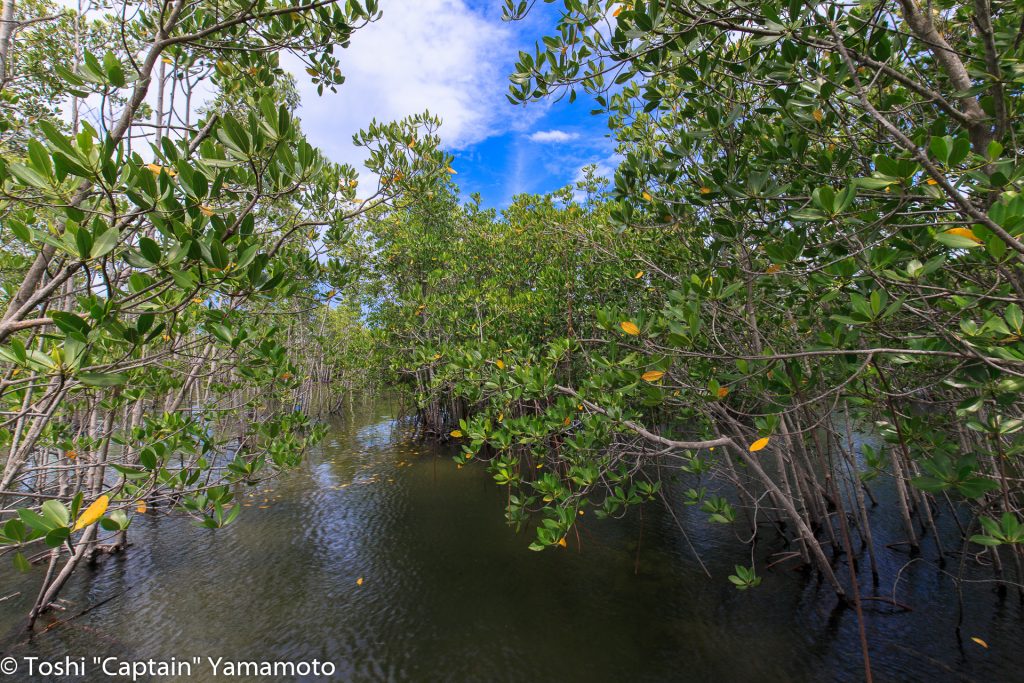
top-left (563, 416), bottom-right (571, 426)
top-left (641, 370), bottom-right (665, 382)
top-left (356, 577), bottom-right (364, 586)
top-left (699, 186), bottom-right (711, 194)
top-left (620, 321), bottom-right (640, 336)
top-left (926, 178), bottom-right (938, 185)
top-left (66, 449), bottom-right (77, 460)
top-left (717, 386), bottom-right (730, 398)
top-left (191, 298), bottom-right (203, 304)
top-left (495, 359), bottom-right (506, 370)
top-left (497, 412), bottom-right (504, 422)
top-left (578, 510), bottom-right (584, 516)
top-left (408, 138), bottom-right (416, 147)
top-left (446, 166), bottom-right (457, 174)
top-left (73, 495), bottom-right (109, 532)
top-left (970, 637), bottom-right (988, 649)
top-left (634, 271), bottom-right (644, 279)
top-left (145, 163), bottom-right (176, 177)
top-left (765, 264), bottom-right (781, 274)
top-left (161, 57), bottom-right (173, 64)
top-left (450, 430), bottom-right (463, 438)
top-left (945, 227), bottom-right (982, 244)
top-left (613, 6), bottom-right (622, 16)
top-left (305, 67), bottom-right (318, 77)
top-left (557, 537), bottom-right (567, 548)
top-left (199, 205), bottom-right (214, 217)
top-left (812, 108), bottom-right (823, 123)
top-left (749, 437), bottom-right (770, 452)
top-left (136, 500), bottom-right (147, 514)
top-left (641, 191), bottom-right (652, 201)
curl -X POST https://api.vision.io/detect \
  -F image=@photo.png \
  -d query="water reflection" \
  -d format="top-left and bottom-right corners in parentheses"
top-left (0, 399), bottom-right (1019, 682)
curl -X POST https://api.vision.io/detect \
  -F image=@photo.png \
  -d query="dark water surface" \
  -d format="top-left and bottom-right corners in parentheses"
top-left (1, 399), bottom-right (1021, 682)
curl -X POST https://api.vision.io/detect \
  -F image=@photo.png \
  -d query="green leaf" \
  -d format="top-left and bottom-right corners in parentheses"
top-left (78, 372), bottom-right (129, 387)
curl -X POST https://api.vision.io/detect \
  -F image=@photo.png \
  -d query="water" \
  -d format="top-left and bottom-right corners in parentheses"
top-left (1, 399), bottom-right (1021, 681)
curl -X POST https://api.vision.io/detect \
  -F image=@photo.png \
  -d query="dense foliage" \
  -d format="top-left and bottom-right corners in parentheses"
top-left (0, 0), bottom-right (449, 627)
top-left (356, 0), bottom-right (1024, 636)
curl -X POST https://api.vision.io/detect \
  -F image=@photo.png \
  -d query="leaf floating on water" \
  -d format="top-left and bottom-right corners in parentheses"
top-left (641, 370), bottom-right (664, 382)
top-left (356, 577), bottom-right (364, 586)
top-left (749, 437), bottom-right (770, 452)
top-left (971, 637), bottom-right (988, 649)
top-left (73, 495), bottom-right (109, 531)
top-left (620, 321), bottom-right (640, 336)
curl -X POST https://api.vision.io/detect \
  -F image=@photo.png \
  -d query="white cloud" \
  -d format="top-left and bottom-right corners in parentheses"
top-left (285, 0), bottom-right (539, 172)
top-left (527, 130), bottom-right (580, 143)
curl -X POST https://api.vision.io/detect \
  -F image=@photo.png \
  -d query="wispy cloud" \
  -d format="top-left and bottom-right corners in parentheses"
top-left (285, 0), bottom-right (539, 171)
top-left (527, 129), bottom-right (580, 143)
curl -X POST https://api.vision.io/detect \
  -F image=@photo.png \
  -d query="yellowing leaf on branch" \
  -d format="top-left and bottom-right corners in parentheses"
top-left (446, 166), bottom-right (457, 174)
top-left (717, 386), bottom-right (730, 398)
top-left (634, 271), bottom-right (644, 279)
top-left (642, 191), bottom-right (652, 201)
top-left (641, 370), bottom-right (665, 382)
top-left (136, 500), bottom-right (147, 514)
top-left (699, 186), bottom-right (711, 194)
top-left (495, 359), bottom-right (506, 370)
top-left (145, 163), bottom-right (176, 177)
top-left (749, 437), bottom-right (770, 452)
top-left (812, 108), bottom-right (823, 123)
top-left (450, 430), bottom-right (463, 438)
top-left (66, 449), bottom-right (77, 460)
top-left (199, 205), bottom-right (214, 217)
top-left (557, 537), bottom-right (568, 548)
top-left (73, 495), bottom-right (109, 531)
top-left (944, 227), bottom-right (982, 244)
top-left (620, 321), bottom-right (640, 335)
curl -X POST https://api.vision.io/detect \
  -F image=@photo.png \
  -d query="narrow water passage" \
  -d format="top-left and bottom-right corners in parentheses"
top-left (1, 399), bottom-right (1019, 681)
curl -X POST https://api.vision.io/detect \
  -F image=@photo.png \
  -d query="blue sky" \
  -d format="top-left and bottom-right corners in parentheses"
top-left (285, 0), bottom-right (617, 209)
